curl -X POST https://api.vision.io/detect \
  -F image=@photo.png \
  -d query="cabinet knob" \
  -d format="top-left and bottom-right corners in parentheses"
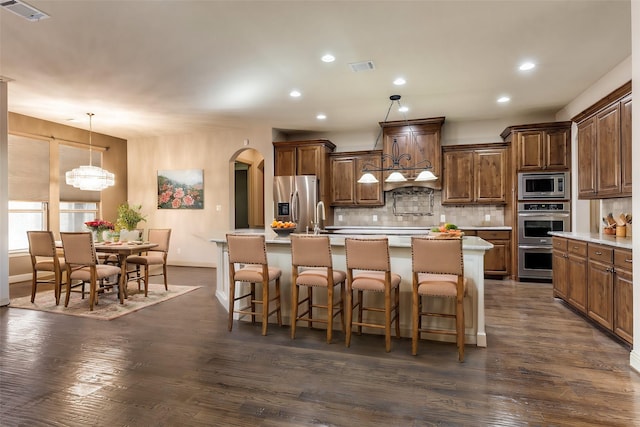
top-left (625, 258), bottom-right (632, 263)
top-left (595, 251), bottom-right (602, 255)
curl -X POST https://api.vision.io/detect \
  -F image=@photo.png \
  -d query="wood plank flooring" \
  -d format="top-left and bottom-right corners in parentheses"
top-left (2, 267), bottom-right (639, 426)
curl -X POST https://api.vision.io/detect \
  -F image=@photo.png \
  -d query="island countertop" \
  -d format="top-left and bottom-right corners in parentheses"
top-left (210, 231), bottom-right (492, 347)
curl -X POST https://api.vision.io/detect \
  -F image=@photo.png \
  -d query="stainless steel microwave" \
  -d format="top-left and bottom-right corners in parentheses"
top-left (518, 172), bottom-right (569, 200)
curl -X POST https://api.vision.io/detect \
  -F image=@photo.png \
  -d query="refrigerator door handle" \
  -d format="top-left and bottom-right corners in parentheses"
top-left (291, 191), bottom-right (300, 223)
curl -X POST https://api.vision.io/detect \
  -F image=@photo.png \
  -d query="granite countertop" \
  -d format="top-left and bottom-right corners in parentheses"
top-left (325, 225), bottom-right (511, 234)
top-left (549, 231), bottom-right (633, 250)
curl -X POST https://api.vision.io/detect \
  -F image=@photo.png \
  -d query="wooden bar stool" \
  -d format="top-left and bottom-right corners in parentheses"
top-left (226, 233), bottom-right (282, 336)
top-left (344, 237), bottom-right (401, 352)
top-left (290, 234), bottom-right (346, 344)
top-left (411, 236), bottom-right (466, 362)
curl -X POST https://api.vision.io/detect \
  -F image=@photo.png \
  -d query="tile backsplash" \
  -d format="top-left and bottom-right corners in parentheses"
top-left (333, 190), bottom-right (505, 227)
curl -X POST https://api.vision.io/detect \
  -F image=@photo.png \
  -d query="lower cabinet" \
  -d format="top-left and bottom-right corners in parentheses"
top-left (552, 236), bottom-right (632, 345)
top-left (463, 229), bottom-right (511, 278)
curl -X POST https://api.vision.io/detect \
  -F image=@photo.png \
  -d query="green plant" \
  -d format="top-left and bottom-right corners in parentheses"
top-left (115, 203), bottom-right (147, 231)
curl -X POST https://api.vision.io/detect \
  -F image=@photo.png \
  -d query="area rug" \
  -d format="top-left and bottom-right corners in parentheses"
top-left (9, 283), bottom-right (201, 320)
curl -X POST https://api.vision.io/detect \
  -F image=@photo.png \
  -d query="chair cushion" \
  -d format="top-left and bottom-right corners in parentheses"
top-left (351, 271), bottom-right (401, 292)
top-left (70, 265), bottom-right (121, 281)
top-left (417, 273), bottom-right (467, 297)
top-left (234, 265), bottom-right (282, 282)
top-left (34, 258), bottom-right (66, 271)
top-left (296, 268), bottom-right (346, 287)
top-left (127, 253), bottom-right (165, 265)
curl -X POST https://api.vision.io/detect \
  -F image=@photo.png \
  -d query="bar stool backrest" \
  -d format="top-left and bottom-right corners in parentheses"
top-left (291, 235), bottom-right (332, 268)
top-left (226, 234), bottom-right (268, 265)
top-left (345, 237), bottom-right (390, 271)
top-left (411, 237), bottom-right (463, 275)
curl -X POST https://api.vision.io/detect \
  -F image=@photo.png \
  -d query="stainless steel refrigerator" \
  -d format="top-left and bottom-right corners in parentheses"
top-left (273, 175), bottom-right (318, 233)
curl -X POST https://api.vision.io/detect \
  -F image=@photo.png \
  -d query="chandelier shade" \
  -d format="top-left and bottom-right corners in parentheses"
top-left (358, 95), bottom-right (438, 184)
top-left (65, 113), bottom-right (115, 191)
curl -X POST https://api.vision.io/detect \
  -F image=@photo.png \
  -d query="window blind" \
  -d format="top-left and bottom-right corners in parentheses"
top-left (8, 134), bottom-right (49, 201)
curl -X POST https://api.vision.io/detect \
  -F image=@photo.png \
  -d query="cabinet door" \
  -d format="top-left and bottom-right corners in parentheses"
top-left (544, 127), bottom-right (570, 171)
top-left (483, 239), bottom-right (510, 276)
top-left (382, 130), bottom-right (412, 181)
top-left (442, 150), bottom-right (473, 203)
top-left (595, 103), bottom-right (621, 197)
top-left (614, 268), bottom-right (633, 344)
top-left (587, 259), bottom-right (614, 330)
top-left (552, 249), bottom-right (568, 299)
top-left (620, 96), bottom-right (632, 195)
top-left (355, 155), bottom-right (383, 205)
top-left (330, 157), bottom-right (355, 205)
top-left (567, 254), bottom-right (588, 313)
top-left (413, 127), bottom-right (441, 189)
top-left (577, 118), bottom-right (597, 199)
top-left (297, 145), bottom-right (322, 176)
top-left (275, 146), bottom-right (297, 176)
top-left (474, 149), bottom-right (506, 203)
top-left (517, 131), bottom-right (544, 171)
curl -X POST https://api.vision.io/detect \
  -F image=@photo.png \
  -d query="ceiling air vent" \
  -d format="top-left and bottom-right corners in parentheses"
top-left (349, 60), bottom-right (375, 72)
top-left (1, 0), bottom-right (49, 22)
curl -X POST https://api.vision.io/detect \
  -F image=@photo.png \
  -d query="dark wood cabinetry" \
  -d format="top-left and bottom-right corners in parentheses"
top-left (478, 230), bottom-right (511, 276)
top-left (380, 117), bottom-right (445, 191)
top-left (329, 151), bottom-right (383, 207)
top-left (273, 139), bottom-right (336, 222)
top-left (501, 122), bottom-right (571, 172)
top-left (552, 236), bottom-right (632, 345)
top-left (573, 81), bottom-right (632, 199)
top-left (442, 143), bottom-right (508, 205)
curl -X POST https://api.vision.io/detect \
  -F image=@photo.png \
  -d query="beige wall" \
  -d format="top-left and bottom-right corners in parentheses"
top-left (8, 113), bottom-right (128, 279)
top-left (126, 123), bottom-right (273, 268)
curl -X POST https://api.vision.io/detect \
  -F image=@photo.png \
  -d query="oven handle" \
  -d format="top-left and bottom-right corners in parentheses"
top-left (517, 212), bottom-right (570, 218)
top-left (518, 245), bottom-right (554, 250)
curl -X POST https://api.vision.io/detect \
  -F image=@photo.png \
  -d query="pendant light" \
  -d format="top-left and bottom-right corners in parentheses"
top-left (65, 113), bottom-right (115, 191)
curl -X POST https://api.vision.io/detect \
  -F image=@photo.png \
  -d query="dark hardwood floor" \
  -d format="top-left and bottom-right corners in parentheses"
top-left (2, 267), bottom-right (639, 426)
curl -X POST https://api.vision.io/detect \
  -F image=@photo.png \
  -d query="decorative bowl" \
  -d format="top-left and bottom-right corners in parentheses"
top-left (271, 227), bottom-right (296, 237)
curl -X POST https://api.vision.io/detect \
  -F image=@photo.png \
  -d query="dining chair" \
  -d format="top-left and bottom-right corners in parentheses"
top-left (60, 232), bottom-right (122, 311)
top-left (226, 233), bottom-right (282, 336)
top-left (344, 237), bottom-right (401, 352)
top-left (27, 231), bottom-right (69, 305)
top-left (126, 228), bottom-right (171, 296)
top-left (290, 234), bottom-right (346, 343)
top-left (411, 236), bottom-right (467, 362)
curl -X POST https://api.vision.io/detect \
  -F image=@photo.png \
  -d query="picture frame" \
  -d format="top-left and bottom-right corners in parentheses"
top-left (157, 169), bottom-right (204, 209)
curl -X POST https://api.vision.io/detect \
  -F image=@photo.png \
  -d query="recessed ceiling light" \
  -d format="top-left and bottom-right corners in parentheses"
top-left (398, 106), bottom-right (409, 113)
top-left (519, 62), bottom-right (536, 71)
top-left (321, 54), bottom-right (335, 63)
top-left (316, 113), bottom-right (327, 120)
top-left (393, 77), bottom-right (406, 86)
top-left (497, 96), bottom-right (511, 103)
top-left (289, 90), bottom-right (301, 98)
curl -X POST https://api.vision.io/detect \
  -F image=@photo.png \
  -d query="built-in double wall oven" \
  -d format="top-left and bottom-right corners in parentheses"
top-left (517, 201), bottom-right (570, 280)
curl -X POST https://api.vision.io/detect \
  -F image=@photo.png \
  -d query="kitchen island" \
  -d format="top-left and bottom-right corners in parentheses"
top-left (210, 232), bottom-right (493, 347)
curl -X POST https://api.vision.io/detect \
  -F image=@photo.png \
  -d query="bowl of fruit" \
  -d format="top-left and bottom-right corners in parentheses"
top-left (271, 220), bottom-right (297, 237)
top-left (430, 223), bottom-right (464, 238)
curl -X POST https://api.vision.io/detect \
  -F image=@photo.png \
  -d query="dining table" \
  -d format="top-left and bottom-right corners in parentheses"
top-left (94, 241), bottom-right (159, 301)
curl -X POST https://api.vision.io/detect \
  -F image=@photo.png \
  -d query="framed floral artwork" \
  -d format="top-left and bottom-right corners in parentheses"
top-left (157, 169), bottom-right (204, 209)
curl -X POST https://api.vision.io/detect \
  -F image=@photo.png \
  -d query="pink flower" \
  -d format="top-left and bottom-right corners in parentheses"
top-left (159, 191), bottom-right (172, 204)
top-left (172, 198), bottom-right (182, 208)
top-left (174, 188), bottom-right (185, 199)
top-left (183, 195), bottom-right (194, 206)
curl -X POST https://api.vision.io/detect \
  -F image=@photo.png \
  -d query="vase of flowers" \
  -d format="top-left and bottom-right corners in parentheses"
top-left (84, 219), bottom-right (115, 242)
top-left (115, 203), bottom-right (147, 232)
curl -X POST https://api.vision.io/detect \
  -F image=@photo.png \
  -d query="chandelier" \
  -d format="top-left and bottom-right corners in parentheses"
top-left (65, 113), bottom-right (115, 191)
top-left (358, 95), bottom-right (437, 184)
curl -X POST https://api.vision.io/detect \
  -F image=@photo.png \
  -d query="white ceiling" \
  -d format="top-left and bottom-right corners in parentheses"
top-left (0, 0), bottom-right (632, 140)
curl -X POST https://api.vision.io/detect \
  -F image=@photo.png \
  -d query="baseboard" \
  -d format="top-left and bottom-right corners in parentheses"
top-left (9, 273), bottom-right (33, 284)
top-left (167, 261), bottom-right (216, 268)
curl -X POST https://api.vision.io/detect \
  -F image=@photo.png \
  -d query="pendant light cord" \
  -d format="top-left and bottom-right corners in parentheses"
top-left (87, 112), bottom-right (94, 167)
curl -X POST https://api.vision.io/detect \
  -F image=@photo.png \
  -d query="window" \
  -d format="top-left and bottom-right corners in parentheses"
top-left (60, 202), bottom-right (99, 232)
top-left (8, 201), bottom-right (47, 252)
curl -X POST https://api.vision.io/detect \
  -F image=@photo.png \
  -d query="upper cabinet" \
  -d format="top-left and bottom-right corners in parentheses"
top-left (380, 117), bottom-right (445, 191)
top-left (500, 122), bottom-right (571, 172)
top-left (442, 143), bottom-right (508, 205)
top-left (273, 139), bottom-right (336, 218)
top-left (329, 150), bottom-right (384, 207)
top-left (572, 81), bottom-right (631, 199)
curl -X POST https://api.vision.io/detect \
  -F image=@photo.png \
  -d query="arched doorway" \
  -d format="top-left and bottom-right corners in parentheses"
top-left (233, 148), bottom-right (265, 230)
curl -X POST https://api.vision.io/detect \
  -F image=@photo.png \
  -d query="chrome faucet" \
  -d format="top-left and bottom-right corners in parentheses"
top-left (314, 201), bottom-right (325, 234)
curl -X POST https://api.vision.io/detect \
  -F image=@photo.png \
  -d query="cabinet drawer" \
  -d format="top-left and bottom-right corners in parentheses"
top-left (461, 229), bottom-right (478, 236)
top-left (588, 244), bottom-right (613, 263)
top-left (567, 240), bottom-right (587, 257)
top-left (614, 249), bottom-right (633, 270)
top-left (552, 237), bottom-right (568, 251)
top-left (477, 230), bottom-right (510, 240)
